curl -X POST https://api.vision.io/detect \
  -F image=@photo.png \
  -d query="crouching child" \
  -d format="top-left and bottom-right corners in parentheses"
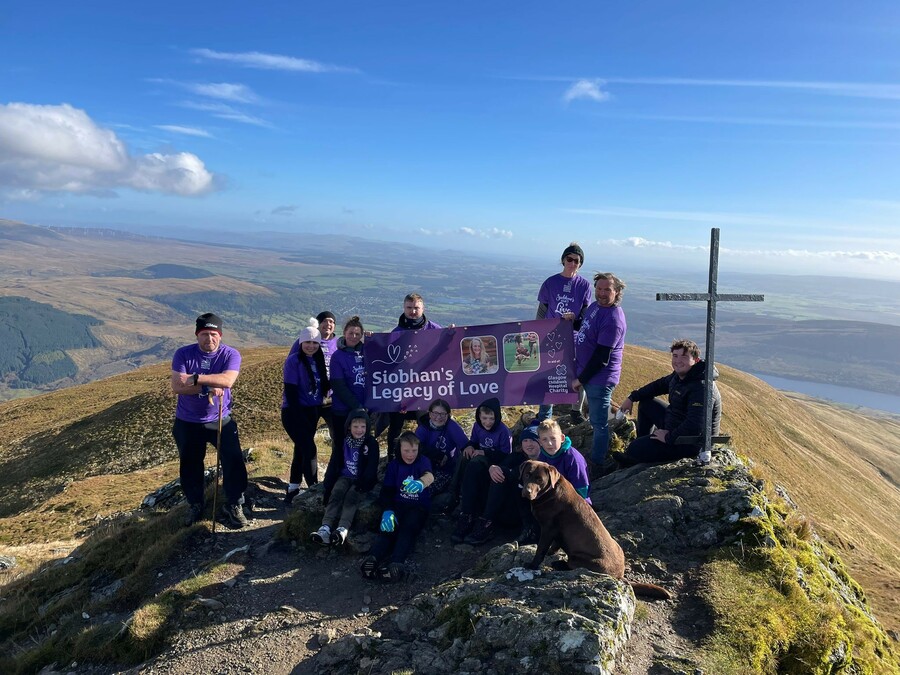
top-left (361, 431), bottom-right (434, 582)
top-left (313, 409), bottom-right (379, 546)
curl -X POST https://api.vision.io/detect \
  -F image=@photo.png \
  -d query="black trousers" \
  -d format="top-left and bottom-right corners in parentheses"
top-left (281, 406), bottom-right (323, 486)
top-left (460, 457), bottom-right (521, 527)
top-left (173, 417), bottom-right (247, 506)
top-left (624, 397), bottom-right (697, 464)
top-left (369, 503), bottom-right (428, 564)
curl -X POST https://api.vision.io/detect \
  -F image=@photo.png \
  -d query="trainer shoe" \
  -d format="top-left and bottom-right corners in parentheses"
top-left (360, 555), bottom-right (378, 579)
top-left (221, 503), bottom-right (249, 528)
top-left (450, 513), bottom-right (475, 544)
top-left (464, 518), bottom-right (494, 546)
top-left (311, 525), bottom-right (331, 545)
top-left (331, 527), bottom-right (348, 546)
top-left (284, 487), bottom-right (300, 505)
top-left (184, 502), bottom-right (204, 527)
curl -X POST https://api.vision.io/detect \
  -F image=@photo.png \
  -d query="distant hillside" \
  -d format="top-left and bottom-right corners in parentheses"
top-left (0, 343), bottom-right (898, 638)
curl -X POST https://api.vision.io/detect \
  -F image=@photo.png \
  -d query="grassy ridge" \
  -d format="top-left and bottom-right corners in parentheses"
top-left (0, 343), bottom-right (898, 640)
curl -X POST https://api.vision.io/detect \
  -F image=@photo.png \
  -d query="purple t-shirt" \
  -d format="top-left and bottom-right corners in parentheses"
top-left (172, 343), bottom-right (241, 423)
top-left (340, 437), bottom-right (369, 479)
top-left (416, 419), bottom-right (469, 472)
top-left (574, 303), bottom-right (626, 387)
top-left (330, 347), bottom-right (366, 414)
top-left (537, 273), bottom-right (592, 319)
top-left (383, 455), bottom-right (434, 508)
top-left (469, 422), bottom-right (513, 456)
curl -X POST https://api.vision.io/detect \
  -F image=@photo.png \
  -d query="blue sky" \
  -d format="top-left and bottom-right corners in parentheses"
top-left (2, 1), bottom-right (899, 279)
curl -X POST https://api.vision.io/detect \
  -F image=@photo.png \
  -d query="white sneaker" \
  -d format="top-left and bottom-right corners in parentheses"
top-left (311, 525), bottom-right (331, 545)
top-left (331, 527), bottom-right (348, 546)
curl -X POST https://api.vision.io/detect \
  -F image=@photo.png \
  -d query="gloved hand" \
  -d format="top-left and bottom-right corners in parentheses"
top-left (380, 510), bottom-right (397, 532)
top-left (401, 477), bottom-right (424, 494)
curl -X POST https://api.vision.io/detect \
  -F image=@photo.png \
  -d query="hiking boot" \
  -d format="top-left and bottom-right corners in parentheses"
top-left (569, 410), bottom-right (587, 425)
top-left (450, 513), bottom-right (475, 544)
top-left (221, 503), bottom-right (249, 528)
top-left (387, 562), bottom-right (405, 582)
top-left (516, 525), bottom-right (539, 546)
top-left (464, 518), bottom-right (494, 545)
top-left (284, 486), bottom-right (300, 505)
top-left (330, 527), bottom-right (348, 546)
top-left (311, 525), bottom-right (331, 545)
top-left (184, 502), bottom-right (204, 527)
top-left (360, 555), bottom-right (378, 579)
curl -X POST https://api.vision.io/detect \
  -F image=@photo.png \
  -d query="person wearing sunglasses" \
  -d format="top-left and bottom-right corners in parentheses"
top-left (535, 242), bottom-right (592, 423)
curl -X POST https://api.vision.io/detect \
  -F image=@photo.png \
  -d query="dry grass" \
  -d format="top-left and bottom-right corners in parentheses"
top-left (0, 342), bottom-right (898, 642)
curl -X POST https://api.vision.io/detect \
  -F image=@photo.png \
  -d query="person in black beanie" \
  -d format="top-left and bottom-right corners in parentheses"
top-left (171, 312), bottom-right (249, 528)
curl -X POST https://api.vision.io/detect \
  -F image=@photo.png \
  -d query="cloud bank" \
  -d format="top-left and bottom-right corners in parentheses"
top-left (563, 79), bottom-right (610, 103)
top-left (0, 103), bottom-right (216, 196)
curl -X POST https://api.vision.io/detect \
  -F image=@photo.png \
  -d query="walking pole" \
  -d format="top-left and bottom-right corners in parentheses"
top-left (210, 393), bottom-right (223, 538)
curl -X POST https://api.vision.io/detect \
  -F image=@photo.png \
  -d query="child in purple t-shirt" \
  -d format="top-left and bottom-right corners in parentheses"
top-left (313, 409), bottom-right (380, 547)
top-left (536, 419), bottom-right (592, 504)
top-left (361, 432), bottom-right (434, 582)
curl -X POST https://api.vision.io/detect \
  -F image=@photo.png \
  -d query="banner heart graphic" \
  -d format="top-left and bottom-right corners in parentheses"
top-left (548, 349), bottom-right (556, 358)
top-left (555, 342), bottom-right (562, 350)
top-left (388, 344), bottom-right (401, 362)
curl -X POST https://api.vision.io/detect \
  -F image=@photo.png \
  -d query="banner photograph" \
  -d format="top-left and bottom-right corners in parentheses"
top-left (364, 319), bottom-right (577, 412)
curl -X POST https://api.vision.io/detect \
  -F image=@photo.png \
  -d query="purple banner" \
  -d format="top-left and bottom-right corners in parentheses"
top-left (364, 319), bottom-right (577, 412)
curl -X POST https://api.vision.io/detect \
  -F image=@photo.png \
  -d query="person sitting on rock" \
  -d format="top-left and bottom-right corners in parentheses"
top-left (415, 398), bottom-right (468, 511)
top-left (313, 409), bottom-right (380, 546)
top-left (536, 419), bottom-right (592, 504)
top-left (615, 338), bottom-right (721, 466)
top-left (453, 421), bottom-right (544, 546)
top-left (361, 431), bottom-right (434, 582)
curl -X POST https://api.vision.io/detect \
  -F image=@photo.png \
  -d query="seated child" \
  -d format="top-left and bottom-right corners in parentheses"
top-left (361, 431), bottom-right (434, 582)
top-left (536, 419), bottom-right (592, 504)
top-left (313, 408), bottom-right (379, 545)
top-left (446, 396), bottom-right (513, 513)
top-left (415, 398), bottom-right (468, 498)
top-left (453, 421), bottom-right (543, 546)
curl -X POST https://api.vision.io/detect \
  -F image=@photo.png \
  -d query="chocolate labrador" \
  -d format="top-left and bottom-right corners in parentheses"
top-left (520, 459), bottom-right (671, 600)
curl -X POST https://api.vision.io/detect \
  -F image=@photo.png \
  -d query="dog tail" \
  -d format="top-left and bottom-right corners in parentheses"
top-left (628, 580), bottom-right (672, 600)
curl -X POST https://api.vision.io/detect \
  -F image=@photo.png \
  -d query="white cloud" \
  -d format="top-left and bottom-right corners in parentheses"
top-left (179, 101), bottom-right (272, 127)
top-left (0, 103), bottom-right (216, 196)
top-left (602, 237), bottom-right (900, 263)
top-left (191, 48), bottom-right (357, 74)
top-left (155, 124), bottom-right (212, 138)
top-left (458, 226), bottom-right (514, 239)
top-left (603, 76), bottom-right (900, 101)
top-left (563, 79), bottom-right (610, 103)
top-left (188, 82), bottom-right (259, 103)
top-left (271, 205), bottom-right (298, 216)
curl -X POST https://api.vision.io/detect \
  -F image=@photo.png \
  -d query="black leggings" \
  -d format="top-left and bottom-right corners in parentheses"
top-left (173, 417), bottom-right (247, 506)
top-left (281, 406), bottom-right (323, 486)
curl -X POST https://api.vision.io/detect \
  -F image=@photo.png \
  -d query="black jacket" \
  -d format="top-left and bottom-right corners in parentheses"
top-left (628, 359), bottom-right (721, 444)
top-left (322, 412), bottom-right (380, 505)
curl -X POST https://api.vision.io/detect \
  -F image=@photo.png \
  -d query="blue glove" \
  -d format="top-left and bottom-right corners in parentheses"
top-left (402, 478), bottom-right (424, 495)
top-left (380, 510), bottom-right (397, 532)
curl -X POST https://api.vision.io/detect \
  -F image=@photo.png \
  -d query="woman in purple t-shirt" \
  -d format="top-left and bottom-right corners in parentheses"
top-left (536, 242), bottom-right (593, 423)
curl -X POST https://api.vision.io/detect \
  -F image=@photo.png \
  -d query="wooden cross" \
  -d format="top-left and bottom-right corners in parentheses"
top-left (656, 228), bottom-right (764, 464)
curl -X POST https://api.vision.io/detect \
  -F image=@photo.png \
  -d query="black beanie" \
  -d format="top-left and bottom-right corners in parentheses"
top-left (316, 310), bottom-right (336, 323)
top-left (562, 243), bottom-right (585, 265)
top-left (195, 313), bottom-right (223, 335)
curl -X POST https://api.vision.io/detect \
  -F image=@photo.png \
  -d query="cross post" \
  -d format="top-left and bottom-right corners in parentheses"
top-left (656, 228), bottom-right (764, 464)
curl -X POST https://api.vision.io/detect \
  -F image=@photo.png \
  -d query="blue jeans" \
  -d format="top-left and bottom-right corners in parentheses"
top-left (584, 384), bottom-right (614, 463)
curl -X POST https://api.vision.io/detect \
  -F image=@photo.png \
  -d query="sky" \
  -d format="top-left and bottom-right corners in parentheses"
top-left (1, 1), bottom-right (899, 280)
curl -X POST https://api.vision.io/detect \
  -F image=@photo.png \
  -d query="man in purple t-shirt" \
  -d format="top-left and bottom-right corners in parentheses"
top-left (571, 273), bottom-right (627, 467)
top-left (535, 242), bottom-right (593, 423)
top-left (171, 313), bottom-right (249, 529)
